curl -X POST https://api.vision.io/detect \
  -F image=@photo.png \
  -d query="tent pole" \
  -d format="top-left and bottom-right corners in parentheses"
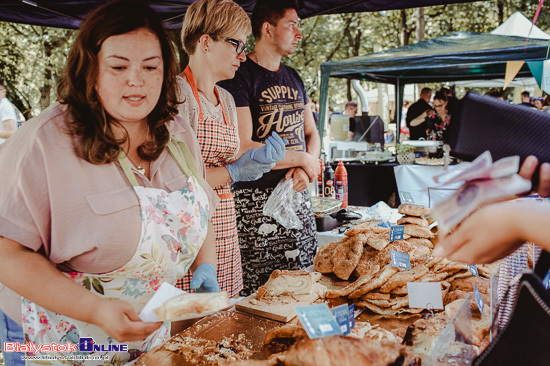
top-left (395, 80), bottom-right (404, 144)
top-left (318, 64), bottom-right (330, 153)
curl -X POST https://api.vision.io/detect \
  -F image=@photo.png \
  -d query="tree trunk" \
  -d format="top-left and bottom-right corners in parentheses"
top-left (416, 8), bottom-right (425, 91)
top-left (400, 10), bottom-right (410, 46)
top-left (416, 8), bottom-right (425, 42)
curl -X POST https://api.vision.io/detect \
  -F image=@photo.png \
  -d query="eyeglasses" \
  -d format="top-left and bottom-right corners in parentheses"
top-left (433, 103), bottom-right (445, 108)
top-left (225, 38), bottom-right (246, 55)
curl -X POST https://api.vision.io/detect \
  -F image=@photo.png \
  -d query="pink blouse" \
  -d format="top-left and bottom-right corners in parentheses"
top-left (0, 103), bottom-right (218, 322)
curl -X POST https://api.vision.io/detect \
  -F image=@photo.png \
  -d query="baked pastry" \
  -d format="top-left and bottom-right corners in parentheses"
top-left (403, 224), bottom-right (434, 239)
top-left (256, 270), bottom-right (320, 300)
top-left (398, 203), bottom-right (431, 217)
top-left (153, 291), bottom-right (229, 321)
top-left (397, 216), bottom-right (429, 227)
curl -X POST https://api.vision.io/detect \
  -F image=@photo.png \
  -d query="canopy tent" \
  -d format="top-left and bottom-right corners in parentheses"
top-left (491, 11), bottom-right (550, 40)
top-left (319, 31), bottom-right (550, 140)
top-left (452, 11), bottom-right (549, 88)
top-left (1, 0), bottom-right (483, 30)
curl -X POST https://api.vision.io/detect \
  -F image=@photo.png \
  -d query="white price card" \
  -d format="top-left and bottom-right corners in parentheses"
top-left (295, 304), bottom-right (342, 339)
top-left (407, 282), bottom-right (444, 310)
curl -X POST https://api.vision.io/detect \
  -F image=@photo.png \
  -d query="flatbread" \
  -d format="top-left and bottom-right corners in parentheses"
top-left (407, 237), bottom-right (434, 249)
top-left (398, 204), bottom-right (431, 217)
top-left (380, 266), bottom-right (430, 293)
top-left (332, 235), bottom-right (364, 280)
top-left (349, 265), bottom-right (399, 298)
top-left (314, 240), bottom-right (339, 273)
top-left (325, 271), bottom-right (379, 298)
top-left (356, 300), bottom-right (424, 315)
top-left (404, 224), bottom-right (434, 239)
top-left (397, 216), bottom-right (429, 227)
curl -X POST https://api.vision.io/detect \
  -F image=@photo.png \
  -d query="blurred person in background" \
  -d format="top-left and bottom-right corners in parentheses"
top-left (519, 90), bottom-right (536, 109)
top-left (0, 79), bottom-right (18, 143)
top-left (426, 90), bottom-right (451, 142)
top-left (406, 87), bottom-right (432, 140)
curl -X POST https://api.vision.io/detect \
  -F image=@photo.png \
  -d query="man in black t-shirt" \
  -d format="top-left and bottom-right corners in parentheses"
top-left (218, 0), bottom-right (321, 295)
top-left (406, 87), bottom-right (432, 140)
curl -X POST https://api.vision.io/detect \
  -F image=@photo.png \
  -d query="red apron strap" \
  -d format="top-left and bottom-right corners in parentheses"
top-left (184, 66), bottom-right (230, 126)
top-left (183, 66), bottom-right (204, 121)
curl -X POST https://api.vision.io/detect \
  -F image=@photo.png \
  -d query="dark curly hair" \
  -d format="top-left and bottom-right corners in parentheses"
top-left (57, 0), bottom-right (179, 164)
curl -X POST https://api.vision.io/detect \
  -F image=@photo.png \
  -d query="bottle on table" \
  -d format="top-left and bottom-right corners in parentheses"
top-left (323, 162), bottom-right (335, 199)
top-left (334, 160), bottom-right (348, 208)
top-left (317, 158), bottom-right (325, 197)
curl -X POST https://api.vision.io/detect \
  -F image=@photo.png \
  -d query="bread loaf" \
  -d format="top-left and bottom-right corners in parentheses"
top-left (256, 270), bottom-right (320, 300)
top-left (153, 291), bottom-right (229, 320)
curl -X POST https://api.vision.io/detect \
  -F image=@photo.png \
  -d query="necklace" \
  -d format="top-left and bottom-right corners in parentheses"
top-left (127, 154), bottom-right (146, 175)
top-left (126, 126), bottom-right (149, 175)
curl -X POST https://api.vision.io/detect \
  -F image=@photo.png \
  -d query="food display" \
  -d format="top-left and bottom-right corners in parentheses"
top-left (137, 203), bottom-right (502, 365)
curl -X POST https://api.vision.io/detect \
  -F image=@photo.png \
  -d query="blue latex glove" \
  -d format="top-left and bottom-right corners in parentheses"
top-left (190, 263), bottom-right (220, 293)
top-left (249, 131), bottom-right (287, 164)
top-left (226, 149), bottom-right (275, 183)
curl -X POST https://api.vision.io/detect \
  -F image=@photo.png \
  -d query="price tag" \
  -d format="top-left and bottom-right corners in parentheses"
top-left (474, 284), bottom-right (485, 315)
top-left (400, 192), bottom-right (414, 204)
top-left (378, 221), bottom-right (391, 228)
top-left (295, 304), bottom-right (342, 339)
top-left (543, 270), bottom-right (550, 290)
top-left (348, 304), bottom-right (355, 330)
top-left (391, 249), bottom-right (411, 270)
top-left (407, 282), bottom-right (444, 309)
top-left (467, 264), bottom-right (479, 277)
top-left (331, 304), bottom-right (351, 335)
top-left (389, 225), bottom-right (405, 242)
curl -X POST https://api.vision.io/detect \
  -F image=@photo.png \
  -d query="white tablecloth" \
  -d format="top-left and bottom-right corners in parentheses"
top-left (393, 163), bottom-right (470, 208)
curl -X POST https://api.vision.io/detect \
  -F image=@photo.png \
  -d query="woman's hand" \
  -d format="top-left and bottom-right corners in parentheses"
top-left (92, 299), bottom-right (162, 342)
top-left (285, 167), bottom-right (309, 192)
top-left (433, 202), bottom-right (526, 264)
top-left (518, 155), bottom-right (550, 198)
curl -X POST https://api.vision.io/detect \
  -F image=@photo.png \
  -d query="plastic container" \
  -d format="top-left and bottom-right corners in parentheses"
top-left (334, 160), bottom-right (348, 208)
top-left (331, 115), bottom-right (350, 141)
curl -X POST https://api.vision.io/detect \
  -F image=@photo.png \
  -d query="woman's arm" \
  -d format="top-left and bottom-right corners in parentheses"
top-left (205, 167), bottom-right (232, 188)
top-left (190, 221), bottom-right (217, 271)
top-left (0, 237), bottom-right (161, 341)
top-left (434, 201), bottom-right (550, 264)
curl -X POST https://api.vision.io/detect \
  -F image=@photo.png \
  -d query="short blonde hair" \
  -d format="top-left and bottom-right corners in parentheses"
top-left (181, 0), bottom-right (251, 55)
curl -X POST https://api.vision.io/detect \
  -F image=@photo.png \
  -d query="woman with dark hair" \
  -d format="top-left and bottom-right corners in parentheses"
top-left (0, 0), bottom-right (219, 363)
top-left (426, 90), bottom-right (451, 142)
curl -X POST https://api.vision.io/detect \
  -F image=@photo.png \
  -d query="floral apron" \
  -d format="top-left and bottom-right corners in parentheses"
top-left (21, 138), bottom-right (210, 365)
top-left (176, 66), bottom-right (243, 297)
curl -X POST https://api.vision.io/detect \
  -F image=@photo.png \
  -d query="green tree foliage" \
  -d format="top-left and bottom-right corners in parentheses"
top-left (0, 23), bottom-right (74, 118)
top-left (0, 0), bottom-right (546, 117)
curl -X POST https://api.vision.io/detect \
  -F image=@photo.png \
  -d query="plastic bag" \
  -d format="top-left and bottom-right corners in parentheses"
top-left (263, 178), bottom-right (303, 230)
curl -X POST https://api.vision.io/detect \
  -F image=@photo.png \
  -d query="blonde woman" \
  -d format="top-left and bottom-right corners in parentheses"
top-left (176, 0), bottom-right (286, 297)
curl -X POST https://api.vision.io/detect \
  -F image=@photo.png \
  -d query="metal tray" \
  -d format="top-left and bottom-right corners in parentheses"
top-left (135, 311), bottom-right (282, 365)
